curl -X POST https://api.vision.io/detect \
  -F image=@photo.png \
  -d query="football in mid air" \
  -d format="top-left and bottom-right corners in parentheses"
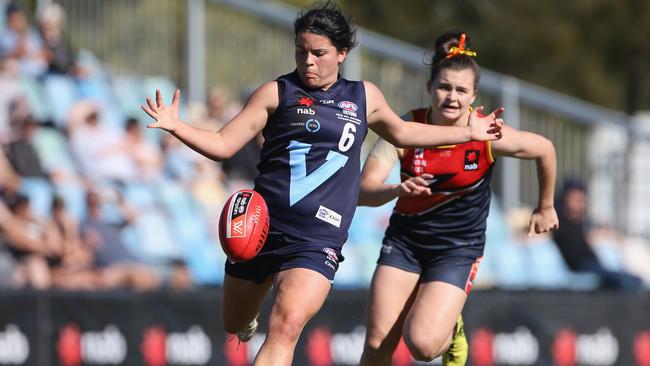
top-left (218, 189), bottom-right (269, 262)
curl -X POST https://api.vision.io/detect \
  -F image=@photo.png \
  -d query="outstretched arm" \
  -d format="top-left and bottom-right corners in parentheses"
top-left (364, 81), bottom-right (503, 147)
top-left (141, 83), bottom-right (277, 161)
top-left (491, 125), bottom-right (559, 235)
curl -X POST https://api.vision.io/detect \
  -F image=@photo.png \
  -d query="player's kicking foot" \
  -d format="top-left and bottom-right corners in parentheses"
top-left (237, 313), bottom-right (259, 343)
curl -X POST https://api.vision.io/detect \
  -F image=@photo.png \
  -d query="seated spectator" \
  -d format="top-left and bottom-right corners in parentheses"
top-left (4, 115), bottom-right (48, 179)
top-left (0, 57), bottom-right (24, 136)
top-left (68, 101), bottom-right (136, 183)
top-left (552, 179), bottom-right (642, 291)
top-left (37, 3), bottom-right (86, 77)
top-left (47, 196), bottom-right (100, 290)
top-left (0, 143), bottom-right (19, 193)
top-left (0, 200), bottom-right (22, 288)
top-left (1, 194), bottom-right (55, 289)
top-left (122, 117), bottom-right (163, 182)
top-left (0, 3), bottom-right (48, 77)
top-left (81, 190), bottom-right (160, 291)
top-left (206, 85), bottom-right (240, 126)
top-left (166, 259), bottom-right (193, 291)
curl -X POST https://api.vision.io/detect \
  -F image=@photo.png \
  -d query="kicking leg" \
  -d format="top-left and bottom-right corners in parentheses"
top-left (253, 268), bottom-right (331, 366)
top-left (222, 274), bottom-right (273, 336)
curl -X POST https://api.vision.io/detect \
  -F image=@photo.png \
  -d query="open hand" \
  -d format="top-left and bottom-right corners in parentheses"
top-left (141, 89), bottom-right (181, 132)
top-left (468, 106), bottom-right (504, 141)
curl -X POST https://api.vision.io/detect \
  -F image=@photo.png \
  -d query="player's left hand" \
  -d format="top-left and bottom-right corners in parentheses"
top-left (528, 206), bottom-right (559, 236)
top-left (468, 106), bottom-right (504, 141)
top-left (141, 89), bottom-right (181, 132)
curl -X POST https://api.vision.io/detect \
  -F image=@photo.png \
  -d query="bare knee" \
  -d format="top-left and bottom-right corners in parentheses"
top-left (404, 331), bottom-right (449, 362)
top-left (364, 328), bottom-right (394, 354)
top-left (268, 312), bottom-right (308, 344)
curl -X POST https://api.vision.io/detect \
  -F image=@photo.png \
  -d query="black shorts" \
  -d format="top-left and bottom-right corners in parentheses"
top-left (378, 235), bottom-right (484, 294)
top-left (225, 231), bottom-right (344, 284)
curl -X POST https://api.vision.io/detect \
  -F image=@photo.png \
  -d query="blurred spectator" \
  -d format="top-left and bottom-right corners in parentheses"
top-left (122, 117), bottom-right (163, 182)
top-left (0, 200), bottom-right (22, 288)
top-left (37, 3), bottom-right (86, 77)
top-left (552, 179), bottom-right (642, 291)
top-left (0, 57), bottom-right (23, 135)
top-left (206, 85), bottom-right (240, 126)
top-left (46, 196), bottom-right (100, 290)
top-left (0, 142), bottom-right (19, 193)
top-left (4, 114), bottom-right (47, 178)
top-left (68, 101), bottom-right (136, 182)
top-left (0, 3), bottom-right (48, 77)
top-left (160, 133), bottom-right (201, 181)
top-left (1, 194), bottom-right (55, 289)
top-left (166, 259), bottom-right (193, 291)
top-left (81, 190), bottom-right (160, 291)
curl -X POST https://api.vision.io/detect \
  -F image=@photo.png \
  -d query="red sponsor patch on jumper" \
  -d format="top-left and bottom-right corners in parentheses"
top-left (298, 97), bottom-right (315, 107)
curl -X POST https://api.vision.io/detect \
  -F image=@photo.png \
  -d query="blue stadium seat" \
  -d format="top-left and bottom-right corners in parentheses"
top-left (127, 211), bottom-right (182, 262)
top-left (111, 75), bottom-right (145, 118)
top-left (31, 127), bottom-right (77, 175)
top-left (523, 239), bottom-right (573, 289)
top-left (18, 177), bottom-right (54, 219)
top-left (157, 180), bottom-right (196, 215)
top-left (54, 183), bottom-right (86, 221)
top-left (122, 182), bottom-right (158, 210)
top-left (184, 238), bottom-right (224, 285)
top-left (42, 74), bottom-right (79, 127)
top-left (142, 76), bottom-right (178, 101)
top-left (19, 77), bottom-right (51, 122)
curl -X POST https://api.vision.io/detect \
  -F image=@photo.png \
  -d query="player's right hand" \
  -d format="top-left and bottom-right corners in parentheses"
top-left (396, 173), bottom-right (433, 197)
top-left (141, 89), bottom-right (181, 132)
top-left (468, 106), bottom-right (504, 141)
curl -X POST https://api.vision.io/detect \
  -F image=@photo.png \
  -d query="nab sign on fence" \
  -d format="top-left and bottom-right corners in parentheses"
top-left (0, 289), bottom-right (647, 365)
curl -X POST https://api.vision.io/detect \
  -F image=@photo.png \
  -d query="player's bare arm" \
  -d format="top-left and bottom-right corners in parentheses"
top-left (359, 152), bottom-right (433, 207)
top-left (142, 82), bottom-right (278, 161)
top-left (491, 125), bottom-right (559, 234)
top-left (364, 81), bottom-right (503, 147)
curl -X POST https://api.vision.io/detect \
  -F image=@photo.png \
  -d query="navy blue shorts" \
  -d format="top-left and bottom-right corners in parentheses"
top-left (378, 235), bottom-right (484, 294)
top-left (225, 231), bottom-right (344, 284)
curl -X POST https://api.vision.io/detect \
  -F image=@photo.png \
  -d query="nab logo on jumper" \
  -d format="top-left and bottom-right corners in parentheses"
top-left (464, 150), bottom-right (480, 171)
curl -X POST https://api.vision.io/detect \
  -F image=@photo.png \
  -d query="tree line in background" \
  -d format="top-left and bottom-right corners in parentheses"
top-left (281, 0), bottom-right (650, 115)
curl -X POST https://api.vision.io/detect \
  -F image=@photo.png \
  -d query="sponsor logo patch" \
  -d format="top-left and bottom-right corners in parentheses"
top-left (298, 96), bottom-right (315, 107)
top-left (464, 149), bottom-right (480, 171)
top-left (226, 192), bottom-right (251, 238)
top-left (315, 205), bottom-right (342, 228)
top-left (305, 119), bottom-right (321, 133)
top-left (337, 101), bottom-right (358, 112)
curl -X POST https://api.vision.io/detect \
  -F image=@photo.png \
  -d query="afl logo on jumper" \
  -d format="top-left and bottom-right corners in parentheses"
top-left (464, 150), bottom-right (480, 171)
top-left (305, 119), bottom-right (321, 133)
top-left (337, 101), bottom-right (358, 112)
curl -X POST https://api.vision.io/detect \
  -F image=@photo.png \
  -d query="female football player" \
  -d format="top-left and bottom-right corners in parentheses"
top-left (357, 31), bottom-right (558, 366)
